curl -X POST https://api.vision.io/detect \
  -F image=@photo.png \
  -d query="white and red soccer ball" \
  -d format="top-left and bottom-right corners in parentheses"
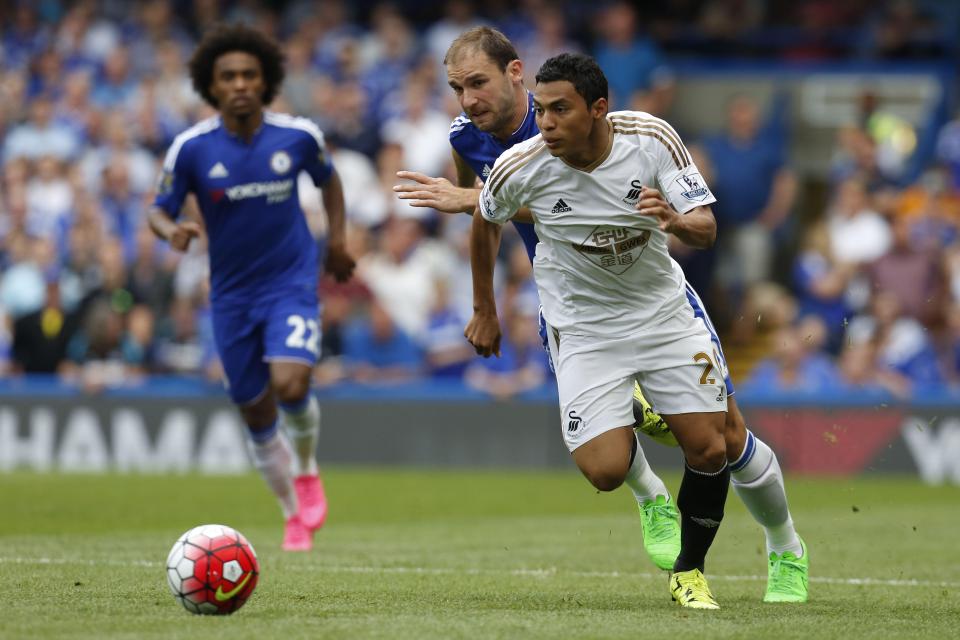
top-left (165, 524), bottom-right (259, 615)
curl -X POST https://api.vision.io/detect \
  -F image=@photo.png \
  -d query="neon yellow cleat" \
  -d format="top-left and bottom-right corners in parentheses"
top-left (670, 568), bottom-right (720, 610)
top-left (633, 382), bottom-right (678, 447)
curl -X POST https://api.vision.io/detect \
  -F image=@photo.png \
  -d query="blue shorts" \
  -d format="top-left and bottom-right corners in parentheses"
top-left (211, 290), bottom-right (321, 404)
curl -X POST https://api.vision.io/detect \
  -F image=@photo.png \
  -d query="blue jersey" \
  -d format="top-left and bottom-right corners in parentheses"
top-left (449, 92), bottom-right (540, 261)
top-left (154, 112), bottom-right (333, 305)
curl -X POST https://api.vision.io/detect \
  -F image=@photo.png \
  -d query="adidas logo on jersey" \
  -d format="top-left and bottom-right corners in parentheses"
top-left (551, 198), bottom-right (572, 213)
top-left (208, 162), bottom-right (229, 178)
top-left (482, 164), bottom-right (492, 179)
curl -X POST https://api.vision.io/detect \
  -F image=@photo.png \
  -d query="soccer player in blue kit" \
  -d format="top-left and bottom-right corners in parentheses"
top-left (395, 27), bottom-right (808, 602)
top-left (149, 25), bottom-right (355, 551)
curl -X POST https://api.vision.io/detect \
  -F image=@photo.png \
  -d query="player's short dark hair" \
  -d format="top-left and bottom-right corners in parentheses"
top-left (444, 26), bottom-right (519, 72)
top-left (188, 23), bottom-right (285, 108)
top-left (535, 53), bottom-right (608, 107)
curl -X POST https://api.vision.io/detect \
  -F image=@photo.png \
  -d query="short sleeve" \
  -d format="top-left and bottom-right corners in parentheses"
top-left (302, 126), bottom-right (334, 186)
top-left (296, 118), bottom-right (333, 187)
top-left (153, 141), bottom-right (192, 218)
top-left (478, 152), bottom-right (522, 225)
top-left (653, 123), bottom-right (717, 215)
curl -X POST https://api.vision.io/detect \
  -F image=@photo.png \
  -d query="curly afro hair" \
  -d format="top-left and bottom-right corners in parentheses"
top-left (188, 23), bottom-right (285, 108)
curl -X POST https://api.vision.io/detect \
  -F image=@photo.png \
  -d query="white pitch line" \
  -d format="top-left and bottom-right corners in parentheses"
top-left (1, 557), bottom-right (956, 589)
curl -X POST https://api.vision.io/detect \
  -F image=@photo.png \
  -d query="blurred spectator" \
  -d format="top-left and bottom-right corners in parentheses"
top-left (703, 94), bottom-right (797, 299)
top-left (61, 297), bottom-right (145, 391)
top-left (792, 222), bottom-right (855, 352)
top-left (867, 214), bottom-right (944, 327)
top-left (518, 5), bottom-right (580, 90)
top-left (845, 291), bottom-right (944, 393)
top-left (838, 341), bottom-right (910, 399)
top-left (826, 175), bottom-right (892, 264)
top-left (341, 299), bottom-right (423, 383)
top-left (424, 0), bottom-right (486, 65)
top-left (592, 1), bottom-right (672, 114)
top-left (380, 79), bottom-right (452, 179)
top-left (0, 235), bottom-right (56, 319)
top-left (423, 278), bottom-right (474, 379)
top-left (464, 310), bottom-right (549, 399)
top-left (25, 155), bottom-right (73, 241)
top-left (358, 216), bottom-right (454, 336)
top-left (10, 270), bottom-right (81, 373)
top-left (77, 108), bottom-right (157, 196)
top-left (2, 94), bottom-right (80, 163)
top-left (936, 111), bottom-right (960, 190)
top-left (154, 295), bottom-right (216, 376)
top-left (744, 321), bottom-right (841, 393)
top-left (126, 223), bottom-right (176, 317)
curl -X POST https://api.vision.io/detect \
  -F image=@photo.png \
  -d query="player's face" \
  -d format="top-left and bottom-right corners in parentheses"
top-left (210, 51), bottom-right (265, 118)
top-left (446, 52), bottom-right (519, 133)
top-left (534, 80), bottom-right (603, 158)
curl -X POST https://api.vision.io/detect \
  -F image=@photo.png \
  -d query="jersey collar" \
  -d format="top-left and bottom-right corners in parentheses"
top-left (505, 92), bottom-right (535, 146)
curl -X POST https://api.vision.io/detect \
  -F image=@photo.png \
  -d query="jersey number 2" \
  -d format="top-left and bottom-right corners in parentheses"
top-left (286, 315), bottom-right (320, 355)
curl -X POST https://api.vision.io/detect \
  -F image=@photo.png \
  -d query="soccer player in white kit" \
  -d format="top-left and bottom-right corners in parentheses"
top-left (468, 52), bottom-right (790, 609)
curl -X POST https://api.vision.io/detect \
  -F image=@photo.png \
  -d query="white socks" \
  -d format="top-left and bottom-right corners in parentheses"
top-left (730, 431), bottom-right (802, 557)
top-left (281, 395), bottom-right (321, 477)
top-left (248, 422), bottom-right (298, 519)
top-left (624, 433), bottom-right (670, 505)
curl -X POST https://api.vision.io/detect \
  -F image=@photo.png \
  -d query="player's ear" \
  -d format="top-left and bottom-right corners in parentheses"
top-left (591, 97), bottom-right (608, 120)
top-left (506, 59), bottom-right (523, 83)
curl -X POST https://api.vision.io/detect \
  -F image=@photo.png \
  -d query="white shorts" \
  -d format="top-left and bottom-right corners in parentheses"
top-left (546, 306), bottom-right (729, 452)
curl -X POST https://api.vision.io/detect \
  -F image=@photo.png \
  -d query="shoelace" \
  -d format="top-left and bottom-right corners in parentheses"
top-left (677, 573), bottom-right (716, 603)
top-left (769, 556), bottom-right (805, 591)
top-left (643, 502), bottom-right (677, 539)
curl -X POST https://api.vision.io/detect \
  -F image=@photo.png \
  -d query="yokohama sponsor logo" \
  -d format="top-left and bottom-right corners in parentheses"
top-left (225, 179), bottom-right (293, 203)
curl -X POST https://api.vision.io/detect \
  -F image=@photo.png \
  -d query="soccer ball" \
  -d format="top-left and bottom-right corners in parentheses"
top-left (165, 524), bottom-right (259, 615)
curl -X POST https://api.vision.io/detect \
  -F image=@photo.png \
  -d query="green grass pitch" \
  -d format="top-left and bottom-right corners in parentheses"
top-left (1, 468), bottom-right (957, 639)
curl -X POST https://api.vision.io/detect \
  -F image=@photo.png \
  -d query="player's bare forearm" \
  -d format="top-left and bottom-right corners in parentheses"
top-left (320, 170), bottom-right (356, 282)
top-left (148, 207), bottom-right (200, 252)
top-left (637, 188), bottom-right (716, 248)
top-left (147, 208), bottom-right (177, 242)
top-left (668, 206), bottom-right (717, 248)
top-left (465, 211), bottom-right (502, 357)
top-left (321, 169), bottom-right (347, 246)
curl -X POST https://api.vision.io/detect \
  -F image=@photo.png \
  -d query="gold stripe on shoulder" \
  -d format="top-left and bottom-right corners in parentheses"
top-left (612, 126), bottom-right (683, 170)
top-left (491, 142), bottom-right (547, 196)
top-left (609, 115), bottom-right (691, 167)
top-left (487, 141), bottom-right (543, 191)
top-left (609, 114), bottom-right (690, 165)
top-left (488, 141), bottom-right (547, 195)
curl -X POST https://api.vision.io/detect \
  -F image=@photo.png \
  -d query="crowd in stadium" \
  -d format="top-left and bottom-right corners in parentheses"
top-left (1, 0), bottom-right (960, 399)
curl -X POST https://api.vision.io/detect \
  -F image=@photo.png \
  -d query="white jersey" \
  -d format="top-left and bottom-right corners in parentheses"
top-left (479, 110), bottom-right (716, 337)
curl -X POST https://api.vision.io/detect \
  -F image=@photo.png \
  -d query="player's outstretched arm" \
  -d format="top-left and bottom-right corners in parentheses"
top-left (320, 168), bottom-right (355, 282)
top-left (465, 209), bottom-right (502, 358)
top-left (393, 171), bottom-right (481, 214)
top-left (147, 207), bottom-right (200, 252)
top-left (636, 187), bottom-right (717, 249)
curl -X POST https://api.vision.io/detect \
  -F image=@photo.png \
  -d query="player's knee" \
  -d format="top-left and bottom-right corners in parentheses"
top-left (684, 437), bottom-right (727, 472)
top-left (580, 466), bottom-right (627, 492)
top-left (272, 374), bottom-right (310, 405)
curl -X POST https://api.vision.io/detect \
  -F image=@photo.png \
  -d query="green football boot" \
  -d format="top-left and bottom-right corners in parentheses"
top-left (638, 494), bottom-right (681, 571)
top-left (764, 537), bottom-right (809, 603)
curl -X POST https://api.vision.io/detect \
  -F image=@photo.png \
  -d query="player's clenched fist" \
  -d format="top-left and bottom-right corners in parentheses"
top-left (636, 187), bottom-right (681, 233)
top-left (324, 243), bottom-right (356, 283)
top-left (170, 221), bottom-right (201, 252)
top-left (464, 311), bottom-right (502, 358)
